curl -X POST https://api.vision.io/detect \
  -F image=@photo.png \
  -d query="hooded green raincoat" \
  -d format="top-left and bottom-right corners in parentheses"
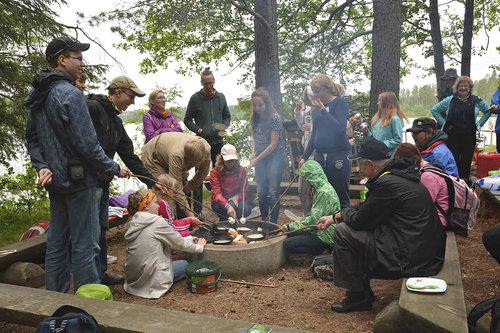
top-left (288, 160), bottom-right (340, 246)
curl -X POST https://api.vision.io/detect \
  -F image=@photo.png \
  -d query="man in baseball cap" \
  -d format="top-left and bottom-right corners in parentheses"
top-left (439, 68), bottom-right (458, 101)
top-left (86, 76), bottom-right (163, 285)
top-left (106, 76), bottom-right (146, 98)
top-left (316, 138), bottom-right (446, 313)
top-left (25, 37), bottom-right (130, 293)
top-left (45, 37), bottom-right (90, 63)
top-left (406, 117), bottom-right (458, 175)
top-left (347, 138), bottom-right (392, 161)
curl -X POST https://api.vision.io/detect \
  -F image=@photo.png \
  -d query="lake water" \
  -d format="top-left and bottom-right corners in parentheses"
top-left (2, 117), bottom-right (497, 194)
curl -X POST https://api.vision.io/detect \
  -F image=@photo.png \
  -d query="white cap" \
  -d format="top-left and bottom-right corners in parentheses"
top-left (221, 144), bottom-right (238, 161)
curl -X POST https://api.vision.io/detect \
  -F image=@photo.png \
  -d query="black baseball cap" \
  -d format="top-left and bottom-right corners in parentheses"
top-left (348, 139), bottom-right (391, 161)
top-left (406, 117), bottom-right (437, 133)
top-left (45, 37), bottom-right (90, 62)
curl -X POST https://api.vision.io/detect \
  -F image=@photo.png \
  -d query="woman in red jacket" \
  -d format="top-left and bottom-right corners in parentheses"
top-left (210, 144), bottom-right (251, 221)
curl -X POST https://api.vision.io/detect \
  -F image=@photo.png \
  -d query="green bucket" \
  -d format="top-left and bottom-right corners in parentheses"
top-left (185, 261), bottom-right (221, 294)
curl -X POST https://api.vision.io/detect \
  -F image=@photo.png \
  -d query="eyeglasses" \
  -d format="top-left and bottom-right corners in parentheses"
top-left (120, 89), bottom-right (136, 100)
top-left (411, 130), bottom-right (423, 136)
top-left (457, 84), bottom-right (470, 88)
top-left (65, 56), bottom-right (85, 64)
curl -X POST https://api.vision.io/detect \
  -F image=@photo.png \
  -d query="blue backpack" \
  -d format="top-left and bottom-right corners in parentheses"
top-left (35, 305), bottom-right (101, 333)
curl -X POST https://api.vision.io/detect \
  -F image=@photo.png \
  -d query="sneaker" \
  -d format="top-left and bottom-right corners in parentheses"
top-left (101, 273), bottom-right (125, 286)
top-left (331, 291), bottom-right (373, 313)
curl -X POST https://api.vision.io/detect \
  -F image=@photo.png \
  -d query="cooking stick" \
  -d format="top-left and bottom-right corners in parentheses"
top-left (265, 225), bottom-right (318, 240)
top-left (266, 173), bottom-right (299, 222)
top-left (131, 174), bottom-right (225, 220)
top-left (130, 174), bottom-right (219, 224)
top-left (219, 278), bottom-right (277, 288)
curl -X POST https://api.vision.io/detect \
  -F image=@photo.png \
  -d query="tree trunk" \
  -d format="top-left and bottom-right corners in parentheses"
top-left (428, 0), bottom-right (446, 101)
top-left (369, 0), bottom-right (402, 118)
top-left (254, 0), bottom-right (283, 112)
top-left (461, 0), bottom-right (474, 77)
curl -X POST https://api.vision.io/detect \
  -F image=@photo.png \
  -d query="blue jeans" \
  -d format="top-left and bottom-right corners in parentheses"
top-left (212, 199), bottom-right (252, 221)
top-left (96, 187), bottom-right (110, 278)
top-left (314, 151), bottom-right (351, 209)
top-left (255, 152), bottom-right (285, 223)
top-left (46, 188), bottom-right (100, 292)
top-left (173, 260), bottom-right (188, 282)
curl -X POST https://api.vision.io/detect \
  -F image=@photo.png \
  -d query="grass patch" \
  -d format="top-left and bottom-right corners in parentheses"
top-left (0, 209), bottom-right (50, 247)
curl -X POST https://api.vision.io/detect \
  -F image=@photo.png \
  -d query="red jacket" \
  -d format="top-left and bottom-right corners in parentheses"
top-left (210, 166), bottom-right (249, 206)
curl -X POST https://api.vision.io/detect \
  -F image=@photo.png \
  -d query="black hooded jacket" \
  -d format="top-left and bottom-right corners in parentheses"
top-left (342, 158), bottom-right (446, 279)
top-left (86, 94), bottom-right (156, 188)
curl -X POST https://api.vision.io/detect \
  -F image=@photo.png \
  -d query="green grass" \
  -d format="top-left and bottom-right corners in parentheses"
top-left (0, 208), bottom-right (50, 247)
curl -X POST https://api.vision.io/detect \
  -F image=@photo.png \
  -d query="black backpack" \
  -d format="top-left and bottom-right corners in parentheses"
top-left (35, 305), bottom-right (101, 333)
top-left (468, 297), bottom-right (500, 333)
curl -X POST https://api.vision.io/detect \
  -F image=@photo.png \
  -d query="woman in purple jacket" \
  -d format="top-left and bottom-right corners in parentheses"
top-left (143, 90), bottom-right (182, 143)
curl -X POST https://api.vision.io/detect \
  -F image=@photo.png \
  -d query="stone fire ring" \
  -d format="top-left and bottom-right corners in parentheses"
top-left (187, 221), bottom-right (286, 277)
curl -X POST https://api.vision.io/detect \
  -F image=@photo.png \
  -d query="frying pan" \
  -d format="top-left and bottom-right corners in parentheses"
top-left (210, 235), bottom-right (234, 245)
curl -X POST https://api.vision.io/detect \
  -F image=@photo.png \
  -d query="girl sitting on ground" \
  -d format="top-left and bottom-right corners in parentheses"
top-left (210, 144), bottom-right (251, 221)
top-left (124, 188), bottom-right (206, 299)
top-left (155, 174), bottom-right (203, 236)
top-left (280, 160), bottom-right (340, 255)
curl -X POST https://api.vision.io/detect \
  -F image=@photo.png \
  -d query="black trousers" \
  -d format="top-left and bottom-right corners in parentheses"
top-left (483, 224), bottom-right (500, 263)
top-left (446, 131), bottom-right (476, 179)
top-left (332, 223), bottom-right (370, 292)
top-left (497, 133), bottom-right (500, 153)
top-left (283, 233), bottom-right (331, 255)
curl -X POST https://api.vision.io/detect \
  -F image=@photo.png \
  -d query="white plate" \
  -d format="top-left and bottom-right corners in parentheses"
top-left (406, 277), bottom-right (447, 293)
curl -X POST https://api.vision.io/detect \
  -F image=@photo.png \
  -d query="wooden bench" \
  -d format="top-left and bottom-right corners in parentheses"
top-left (375, 231), bottom-right (468, 333)
top-left (0, 283), bottom-right (309, 333)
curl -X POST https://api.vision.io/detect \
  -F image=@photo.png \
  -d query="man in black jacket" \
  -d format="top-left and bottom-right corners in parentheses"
top-left (318, 139), bottom-right (446, 313)
top-left (87, 76), bottom-right (164, 285)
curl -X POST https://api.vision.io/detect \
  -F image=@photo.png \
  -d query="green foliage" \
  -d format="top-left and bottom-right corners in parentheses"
top-left (224, 97), bottom-right (253, 176)
top-left (0, 160), bottom-right (50, 247)
top-left (0, 0), bottom-right (110, 162)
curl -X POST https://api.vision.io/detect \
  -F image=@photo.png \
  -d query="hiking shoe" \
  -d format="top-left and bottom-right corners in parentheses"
top-left (331, 291), bottom-right (373, 313)
top-left (101, 274), bottom-right (125, 285)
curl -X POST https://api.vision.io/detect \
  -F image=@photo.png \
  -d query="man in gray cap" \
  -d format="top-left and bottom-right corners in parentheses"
top-left (25, 37), bottom-right (130, 293)
top-left (87, 76), bottom-right (166, 285)
top-left (317, 139), bottom-right (446, 313)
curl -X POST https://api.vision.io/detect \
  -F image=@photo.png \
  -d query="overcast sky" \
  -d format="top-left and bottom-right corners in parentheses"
top-left (59, 0), bottom-right (500, 109)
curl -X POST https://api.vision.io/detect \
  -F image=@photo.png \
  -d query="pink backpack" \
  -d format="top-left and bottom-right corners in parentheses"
top-left (421, 165), bottom-right (479, 231)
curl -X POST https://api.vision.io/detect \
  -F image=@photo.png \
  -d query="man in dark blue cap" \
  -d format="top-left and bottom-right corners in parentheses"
top-left (25, 37), bottom-right (130, 293)
top-left (317, 139), bottom-right (446, 313)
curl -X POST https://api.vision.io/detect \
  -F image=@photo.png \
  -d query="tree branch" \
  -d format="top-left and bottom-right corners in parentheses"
top-left (228, 0), bottom-right (273, 31)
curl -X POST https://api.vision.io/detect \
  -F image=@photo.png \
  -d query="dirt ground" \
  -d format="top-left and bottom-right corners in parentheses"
top-left (1, 193), bottom-right (499, 333)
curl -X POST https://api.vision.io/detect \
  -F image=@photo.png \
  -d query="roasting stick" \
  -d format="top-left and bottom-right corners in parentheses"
top-left (130, 174), bottom-right (224, 223)
top-left (265, 173), bottom-right (299, 224)
top-left (130, 174), bottom-right (221, 224)
top-left (219, 278), bottom-right (277, 288)
top-left (266, 225), bottom-right (318, 240)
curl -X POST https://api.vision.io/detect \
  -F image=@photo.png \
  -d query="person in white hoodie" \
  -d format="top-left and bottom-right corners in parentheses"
top-left (124, 188), bottom-right (207, 299)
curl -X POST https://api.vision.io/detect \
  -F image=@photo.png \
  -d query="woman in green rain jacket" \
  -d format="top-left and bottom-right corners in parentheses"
top-left (281, 160), bottom-right (340, 255)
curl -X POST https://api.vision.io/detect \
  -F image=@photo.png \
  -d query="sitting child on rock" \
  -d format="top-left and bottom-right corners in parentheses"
top-left (280, 160), bottom-right (340, 256)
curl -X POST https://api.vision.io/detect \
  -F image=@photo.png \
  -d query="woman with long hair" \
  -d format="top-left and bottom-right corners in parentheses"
top-left (249, 87), bottom-right (286, 223)
top-left (210, 144), bottom-right (251, 221)
top-left (431, 76), bottom-right (494, 181)
top-left (393, 143), bottom-right (448, 227)
top-left (365, 92), bottom-right (408, 153)
top-left (299, 74), bottom-right (351, 208)
top-left (143, 90), bottom-right (182, 143)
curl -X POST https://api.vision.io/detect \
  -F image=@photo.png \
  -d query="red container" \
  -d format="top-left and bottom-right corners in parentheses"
top-left (476, 152), bottom-right (500, 179)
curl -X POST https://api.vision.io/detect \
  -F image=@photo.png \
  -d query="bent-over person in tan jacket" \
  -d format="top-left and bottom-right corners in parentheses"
top-left (142, 132), bottom-right (211, 218)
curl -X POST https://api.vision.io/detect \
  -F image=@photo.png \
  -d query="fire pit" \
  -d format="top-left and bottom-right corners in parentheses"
top-left (187, 220), bottom-right (286, 277)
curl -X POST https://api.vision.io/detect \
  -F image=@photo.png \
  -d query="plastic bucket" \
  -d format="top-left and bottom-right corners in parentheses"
top-left (185, 261), bottom-right (221, 294)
